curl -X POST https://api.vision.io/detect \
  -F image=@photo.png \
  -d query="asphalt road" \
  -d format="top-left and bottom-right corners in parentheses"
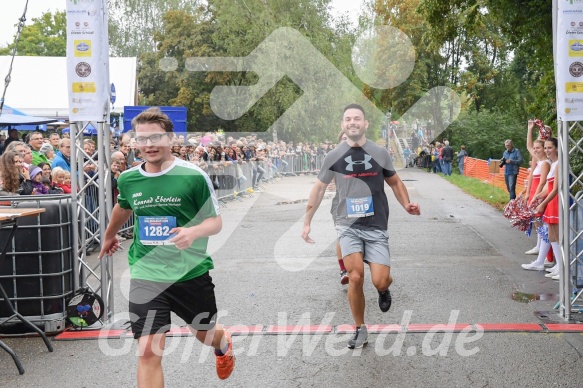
top-left (1, 168), bottom-right (582, 387)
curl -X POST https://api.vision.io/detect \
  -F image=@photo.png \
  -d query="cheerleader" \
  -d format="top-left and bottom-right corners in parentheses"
top-left (520, 138), bottom-right (551, 271)
top-left (532, 138), bottom-right (560, 279)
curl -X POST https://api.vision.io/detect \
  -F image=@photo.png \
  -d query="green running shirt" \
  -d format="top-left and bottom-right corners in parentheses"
top-left (117, 158), bottom-right (220, 283)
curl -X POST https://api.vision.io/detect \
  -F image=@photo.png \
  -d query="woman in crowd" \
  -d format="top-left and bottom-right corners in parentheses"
top-left (179, 146), bottom-right (188, 160)
top-left (37, 162), bottom-right (52, 180)
top-left (0, 150), bottom-right (34, 195)
top-left (40, 142), bottom-right (55, 162)
top-left (37, 161), bottom-right (65, 194)
top-left (171, 142), bottom-right (181, 155)
top-left (225, 146), bottom-right (238, 162)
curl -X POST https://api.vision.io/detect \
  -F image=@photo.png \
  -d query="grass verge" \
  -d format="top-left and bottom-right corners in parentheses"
top-left (442, 174), bottom-right (509, 210)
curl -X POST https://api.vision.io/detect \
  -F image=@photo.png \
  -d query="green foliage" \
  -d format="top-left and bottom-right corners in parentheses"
top-left (135, 0), bottom-right (357, 142)
top-left (108, 0), bottom-right (200, 57)
top-left (0, 11), bottom-right (66, 56)
top-left (442, 108), bottom-right (524, 163)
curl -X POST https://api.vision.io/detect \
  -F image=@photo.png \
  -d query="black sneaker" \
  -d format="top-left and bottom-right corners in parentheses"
top-left (340, 270), bottom-right (349, 285)
top-left (378, 289), bottom-right (392, 312)
top-left (347, 325), bottom-right (368, 349)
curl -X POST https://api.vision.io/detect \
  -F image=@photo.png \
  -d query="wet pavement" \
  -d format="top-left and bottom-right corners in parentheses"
top-left (1, 168), bottom-right (583, 387)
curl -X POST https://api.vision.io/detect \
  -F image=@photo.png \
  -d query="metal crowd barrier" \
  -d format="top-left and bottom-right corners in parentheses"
top-left (280, 154), bottom-right (324, 176)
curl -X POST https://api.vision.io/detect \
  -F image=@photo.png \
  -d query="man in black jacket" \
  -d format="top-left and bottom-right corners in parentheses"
top-left (441, 140), bottom-right (454, 176)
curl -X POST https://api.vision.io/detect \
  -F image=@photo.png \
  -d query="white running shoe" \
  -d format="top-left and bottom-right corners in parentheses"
top-left (525, 247), bottom-right (539, 255)
top-left (551, 274), bottom-right (560, 280)
top-left (545, 264), bottom-right (558, 273)
top-left (545, 270), bottom-right (559, 278)
top-left (543, 258), bottom-right (554, 267)
top-left (521, 262), bottom-right (544, 271)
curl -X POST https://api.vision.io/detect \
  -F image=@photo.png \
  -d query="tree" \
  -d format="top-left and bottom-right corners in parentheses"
top-left (108, 0), bottom-right (201, 57)
top-left (138, 0), bottom-right (357, 142)
top-left (0, 11), bottom-right (66, 56)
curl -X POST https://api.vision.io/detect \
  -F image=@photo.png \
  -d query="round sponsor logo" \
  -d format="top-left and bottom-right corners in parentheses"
top-left (84, 22), bottom-right (89, 27)
top-left (572, 22), bottom-right (576, 27)
top-left (73, 108), bottom-right (79, 114)
top-left (570, 62), bottom-right (583, 77)
top-left (580, 22), bottom-right (583, 27)
top-left (75, 22), bottom-right (80, 27)
top-left (566, 108), bottom-right (571, 114)
top-left (75, 62), bottom-right (92, 77)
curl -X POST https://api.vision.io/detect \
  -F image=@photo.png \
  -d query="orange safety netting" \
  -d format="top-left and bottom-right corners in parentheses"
top-left (464, 157), bottom-right (530, 193)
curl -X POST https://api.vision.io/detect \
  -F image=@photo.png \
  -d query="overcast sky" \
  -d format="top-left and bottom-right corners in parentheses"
top-left (0, 0), bottom-right (364, 48)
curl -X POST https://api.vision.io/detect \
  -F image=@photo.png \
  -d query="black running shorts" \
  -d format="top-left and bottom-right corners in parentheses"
top-left (128, 272), bottom-right (218, 339)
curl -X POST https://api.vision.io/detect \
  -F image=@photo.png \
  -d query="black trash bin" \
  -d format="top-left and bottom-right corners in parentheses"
top-left (0, 195), bottom-right (74, 334)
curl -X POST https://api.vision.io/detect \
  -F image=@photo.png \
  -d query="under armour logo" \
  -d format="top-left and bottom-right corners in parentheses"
top-left (345, 155), bottom-right (372, 171)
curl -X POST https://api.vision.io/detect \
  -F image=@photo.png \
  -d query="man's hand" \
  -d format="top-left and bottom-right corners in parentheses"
top-left (405, 202), bottom-right (421, 215)
top-left (169, 227), bottom-right (196, 250)
top-left (301, 225), bottom-right (315, 244)
top-left (98, 235), bottom-right (121, 259)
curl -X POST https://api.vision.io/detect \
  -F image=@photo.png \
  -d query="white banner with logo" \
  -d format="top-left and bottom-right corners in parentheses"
top-left (556, 0), bottom-right (583, 121)
top-left (66, 0), bottom-right (110, 122)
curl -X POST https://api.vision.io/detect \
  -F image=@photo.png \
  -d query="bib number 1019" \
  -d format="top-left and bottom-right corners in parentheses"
top-left (350, 203), bottom-right (370, 212)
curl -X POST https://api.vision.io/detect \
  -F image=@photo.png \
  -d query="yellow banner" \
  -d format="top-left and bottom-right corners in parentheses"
top-left (72, 82), bottom-right (96, 93)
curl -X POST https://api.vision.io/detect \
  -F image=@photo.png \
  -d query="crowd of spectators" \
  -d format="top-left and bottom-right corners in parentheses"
top-left (0, 129), bottom-right (338, 197)
top-left (402, 135), bottom-right (465, 176)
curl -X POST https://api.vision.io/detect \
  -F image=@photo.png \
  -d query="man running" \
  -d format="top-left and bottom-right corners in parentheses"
top-left (302, 103), bottom-right (420, 349)
top-left (99, 108), bottom-right (234, 387)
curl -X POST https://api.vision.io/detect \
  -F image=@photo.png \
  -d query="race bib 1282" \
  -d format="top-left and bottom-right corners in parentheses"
top-left (138, 216), bottom-right (177, 245)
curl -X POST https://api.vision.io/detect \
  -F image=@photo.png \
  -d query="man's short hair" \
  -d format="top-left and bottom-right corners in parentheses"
top-left (131, 107), bottom-right (174, 133)
top-left (505, 139), bottom-right (513, 146)
top-left (59, 138), bottom-right (70, 147)
top-left (28, 131), bottom-right (43, 142)
top-left (343, 103), bottom-right (366, 118)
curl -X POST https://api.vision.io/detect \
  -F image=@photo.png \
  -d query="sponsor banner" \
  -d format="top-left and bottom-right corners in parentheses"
top-left (556, 0), bottom-right (583, 120)
top-left (66, 0), bottom-right (110, 122)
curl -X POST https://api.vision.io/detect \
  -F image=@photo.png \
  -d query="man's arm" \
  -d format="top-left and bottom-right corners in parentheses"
top-left (384, 174), bottom-right (421, 215)
top-left (301, 179), bottom-right (329, 243)
top-left (98, 204), bottom-right (133, 258)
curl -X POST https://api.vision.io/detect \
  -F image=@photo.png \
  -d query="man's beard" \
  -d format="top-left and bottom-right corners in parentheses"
top-left (346, 126), bottom-right (364, 141)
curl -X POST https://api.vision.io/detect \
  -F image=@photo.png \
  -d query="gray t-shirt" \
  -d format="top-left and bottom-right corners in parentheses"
top-left (318, 140), bottom-right (396, 231)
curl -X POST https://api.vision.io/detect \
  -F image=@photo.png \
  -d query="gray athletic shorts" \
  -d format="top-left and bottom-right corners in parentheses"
top-left (336, 227), bottom-right (391, 266)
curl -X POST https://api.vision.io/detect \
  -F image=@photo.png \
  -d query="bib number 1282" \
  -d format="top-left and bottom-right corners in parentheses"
top-left (144, 225), bottom-right (171, 237)
top-left (138, 216), bottom-right (177, 245)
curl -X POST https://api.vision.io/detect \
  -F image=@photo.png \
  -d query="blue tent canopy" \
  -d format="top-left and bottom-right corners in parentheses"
top-left (0, 105), bottom-right (57, 130)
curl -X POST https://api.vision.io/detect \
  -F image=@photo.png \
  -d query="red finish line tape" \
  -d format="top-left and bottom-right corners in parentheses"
top-left (53, 323), bottom-right (583, 340)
